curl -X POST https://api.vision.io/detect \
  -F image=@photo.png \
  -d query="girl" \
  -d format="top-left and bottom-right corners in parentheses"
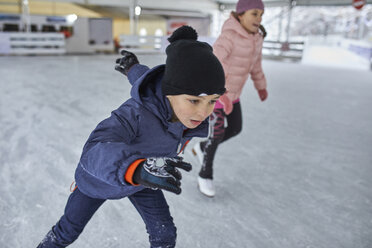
top-left (37, 26), bottom-right (225, 248)
top-left (193, 0), bottom-right (268, 197)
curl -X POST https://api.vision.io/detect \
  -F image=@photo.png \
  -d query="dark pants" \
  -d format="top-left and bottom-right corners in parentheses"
top-left (199, 102), bottom-right (242, 179)
top-left (38, 188), bottom-right (176, 248)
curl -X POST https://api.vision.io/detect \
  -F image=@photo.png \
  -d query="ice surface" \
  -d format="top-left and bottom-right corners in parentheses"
top-left (302, 45), bottom-right (371, 70)
top-left (0, 54), bottom-right (371, 248)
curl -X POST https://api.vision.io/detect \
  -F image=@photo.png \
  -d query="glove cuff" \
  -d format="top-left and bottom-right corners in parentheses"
top-left (125, 159), bottom-right (146, 186)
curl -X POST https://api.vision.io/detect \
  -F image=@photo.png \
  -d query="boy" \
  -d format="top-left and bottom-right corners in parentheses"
top-left (37, 26), bottom-right (225, 247)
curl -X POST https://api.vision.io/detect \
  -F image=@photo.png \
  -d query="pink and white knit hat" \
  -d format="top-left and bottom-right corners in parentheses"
top-left (236, 0), bottom-right (264, 13)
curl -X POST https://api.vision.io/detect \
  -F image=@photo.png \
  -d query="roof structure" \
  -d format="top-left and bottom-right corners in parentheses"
top-left (25, 0), bottom-right (372, 12)
top-left (16, 0), bottom-right (372, 19)
top-left (219, 0), bottom-right (372, 7)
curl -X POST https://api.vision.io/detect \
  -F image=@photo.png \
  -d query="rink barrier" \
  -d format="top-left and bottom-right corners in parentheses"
top-left (119, 34), bottom-right (305, 60)
top-left (118, 35), bottom-right (216, 53)
top-left (0, 32), bottom-right (66, 55)
top-left (119, 35), bottom-right (164, 52)
top-left (262, 40), bottom-right (305, 60)
top-left (347, 44), bottom-right (372, 61)
top-left (340, 39), bottom-right (372, 69)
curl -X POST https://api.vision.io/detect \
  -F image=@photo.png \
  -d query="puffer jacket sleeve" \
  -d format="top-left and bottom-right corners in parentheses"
top-left (213, 31), bottom-right (234, 72)
top-left (127, 64), bottom-right (150, 86)
top-left (250, 50), bottom-right (267, 90)
top-left (79, 103), bottom-right (141, 188)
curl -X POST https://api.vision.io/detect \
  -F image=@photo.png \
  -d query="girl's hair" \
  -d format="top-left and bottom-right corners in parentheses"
top-left (231, 11), bottom-right (245, 22)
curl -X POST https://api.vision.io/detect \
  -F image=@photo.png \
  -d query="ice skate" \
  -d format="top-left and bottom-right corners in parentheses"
top-left (37, 229), bottom-right (64, 248)
top-left (197, 176), bottom-right (215, 197)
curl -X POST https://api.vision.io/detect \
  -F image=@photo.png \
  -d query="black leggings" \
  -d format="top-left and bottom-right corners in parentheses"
top-left (199, 101), bottom-right (242, 179)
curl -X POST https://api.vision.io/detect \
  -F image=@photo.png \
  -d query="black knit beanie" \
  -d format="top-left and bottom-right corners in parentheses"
top-left (162, 26), bottom-right (226, 96)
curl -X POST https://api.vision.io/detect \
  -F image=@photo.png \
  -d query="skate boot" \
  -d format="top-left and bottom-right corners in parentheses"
top-left (37, 229), bottom-right (66, 248)
top-left (192, 142), bottom-right (204, 165)
top-left (197, 176), bottom-right (215, 197)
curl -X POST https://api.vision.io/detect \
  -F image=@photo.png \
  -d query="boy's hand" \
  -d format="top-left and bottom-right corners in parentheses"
top-left (133, 156), bottom-right (192, 194)
top-left (115, 50), bottom-right (139, 76)
top-left (258, 89), bottom-right (268, 101)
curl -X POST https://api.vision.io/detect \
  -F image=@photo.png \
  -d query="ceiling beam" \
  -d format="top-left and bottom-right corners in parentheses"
top-left (35, 0), bottom-right (219, 13)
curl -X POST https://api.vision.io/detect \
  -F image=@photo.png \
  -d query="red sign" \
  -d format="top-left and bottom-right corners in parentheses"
top-left (167, 22), bottom-right (187, 35)
top-left (353, 0), bottom-right (365, 10)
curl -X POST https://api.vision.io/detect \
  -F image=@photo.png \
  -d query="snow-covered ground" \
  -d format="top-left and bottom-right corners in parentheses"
top-left (0, 54), bottom-right (371, 248)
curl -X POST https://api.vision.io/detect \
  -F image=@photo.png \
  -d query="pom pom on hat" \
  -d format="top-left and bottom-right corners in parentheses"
top-left (168, 25), bottom-right (198, 43)
top-left (162, 26), bottom-right (226, 96)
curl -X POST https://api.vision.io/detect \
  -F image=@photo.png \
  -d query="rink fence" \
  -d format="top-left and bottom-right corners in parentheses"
top-left (118, 34), bottom-right (305, 59)
top-left (0, 32), bottom-right (66, 55)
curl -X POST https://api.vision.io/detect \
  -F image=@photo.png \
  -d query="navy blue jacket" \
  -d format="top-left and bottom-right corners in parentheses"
top-left (74, 64), bottom-right (210, 199)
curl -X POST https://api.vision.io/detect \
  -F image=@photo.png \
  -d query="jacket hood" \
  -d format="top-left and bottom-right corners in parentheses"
top-left (130, 65), bottom-right (173, 124)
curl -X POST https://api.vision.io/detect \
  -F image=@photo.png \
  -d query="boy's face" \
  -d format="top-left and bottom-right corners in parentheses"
top-left (167, 94), bottom-right (220, 129)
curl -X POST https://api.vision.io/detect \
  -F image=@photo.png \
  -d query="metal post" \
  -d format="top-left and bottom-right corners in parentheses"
top-left (129, 0), bottom-right (138, 35)
top-left (134, 2), bottom-right (139, 36)
top-left (18, 0), bottom-right (22, 14)
top-left (278, 7), bottom-right (283, 41)
top-left (129, 0), bottom-right (134, 35)
top-left (20, 0), bottom-right (31, 32)
top-left (285, 0), bottom-right (295, 43)
top-left (358, 11), bottom-right (365, 39)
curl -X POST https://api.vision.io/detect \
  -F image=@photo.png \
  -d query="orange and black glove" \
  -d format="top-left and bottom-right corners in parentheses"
top-left (125, 156), bottom-right (192, 194)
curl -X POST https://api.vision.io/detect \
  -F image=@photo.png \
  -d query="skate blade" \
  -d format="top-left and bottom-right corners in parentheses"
top-left (197, 184), bottom-right (215, 198)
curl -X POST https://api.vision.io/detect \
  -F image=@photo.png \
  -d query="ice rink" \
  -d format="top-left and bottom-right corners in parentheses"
top-left (0, 54), bottom-right (372, 248)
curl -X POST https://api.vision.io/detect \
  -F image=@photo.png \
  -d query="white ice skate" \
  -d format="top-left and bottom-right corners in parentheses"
top-left (192, 142), bottom-right (203, 165)
top-left (197, 176), bottom-right (215, 197)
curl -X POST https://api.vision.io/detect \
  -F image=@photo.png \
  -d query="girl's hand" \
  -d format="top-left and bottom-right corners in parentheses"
top-left (258, 89), bottom-right (268, 101)
top-left (219, 94), bottom-right (233, 115)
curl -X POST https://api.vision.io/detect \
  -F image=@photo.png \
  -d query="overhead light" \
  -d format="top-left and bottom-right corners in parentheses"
top-left (139, 28), bottom-right (147, 36)
top-left (135, 6), bottom-right (141, 16)
top-left (66, 14), bottom-right (77, 23)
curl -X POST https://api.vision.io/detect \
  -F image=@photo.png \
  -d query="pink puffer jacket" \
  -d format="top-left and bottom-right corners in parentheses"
top-left (213, 14), bottom-right (267, 109)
